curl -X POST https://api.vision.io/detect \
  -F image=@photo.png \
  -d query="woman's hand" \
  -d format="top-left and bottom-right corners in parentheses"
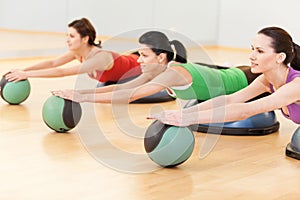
top-left (51, 89), bottom-right (85, 103)
top-left (5, 70), bottom-right (28, 82)
top-left (147, 110), bottom-right (192, 127)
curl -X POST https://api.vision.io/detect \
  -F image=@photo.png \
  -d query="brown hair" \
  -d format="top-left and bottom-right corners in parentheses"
top-left (138, 31), bottom-right (187, 63)
top-left (258, 27), bottom-right (300, 70)
top-left (68, 18), bottom-right (101, 48)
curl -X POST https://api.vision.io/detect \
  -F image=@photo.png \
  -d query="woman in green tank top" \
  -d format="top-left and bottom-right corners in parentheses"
top-left (52, 31), bottom-right (258, 103)
top-left (168, 62), bottom-right (248, 100)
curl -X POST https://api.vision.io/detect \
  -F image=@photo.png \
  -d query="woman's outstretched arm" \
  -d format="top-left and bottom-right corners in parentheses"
top-left (148, 76), bottom-right (290, 126)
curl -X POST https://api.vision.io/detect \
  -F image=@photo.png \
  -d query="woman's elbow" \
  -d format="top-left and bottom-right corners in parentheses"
top-left (237, 105), bottom-right (256, 120)
top-left (61, 68), bottom-right (79, 76)
top-left (238, 111), bottom-right (252, 121)
top-left (227, 103), bottom-right (253, 121)
top-left (128, 94), bottom-right (142, 103)
top-left (54, 69), bottom-right (67, 77)
top-left (128, 90), bottom-right (157, 103)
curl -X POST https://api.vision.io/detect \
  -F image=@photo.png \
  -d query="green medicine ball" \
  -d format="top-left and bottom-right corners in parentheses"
top-left (144, 120), bottom-right (195, 167)
top-left (42, 95), bottom-right (82, 133)
top-left (0, 77), bottom-right (31, 105)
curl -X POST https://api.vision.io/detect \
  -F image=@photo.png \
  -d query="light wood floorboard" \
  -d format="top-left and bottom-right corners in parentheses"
top-left (0, 30), bottom-right (300, 200)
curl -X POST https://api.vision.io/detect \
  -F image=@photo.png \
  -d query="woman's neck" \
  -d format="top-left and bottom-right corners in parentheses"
top-left (76, 45), bottom-right (94, 61)
top-left (265, 64), bottom-right (289, 89)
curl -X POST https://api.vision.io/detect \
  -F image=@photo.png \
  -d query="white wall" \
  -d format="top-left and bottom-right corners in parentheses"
top-left (152, 0), bottom-right (219, 46)
top-left (0, 0), bottom-right (220, 46)
top-left (218, 0), bottom-right (300, 48)
top-left (0, 0), bottom-right (67, 32)
top-left (2, 0), bottom-right (300, 48)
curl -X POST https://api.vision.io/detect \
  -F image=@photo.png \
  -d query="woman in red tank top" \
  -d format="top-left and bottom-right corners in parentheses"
top-left (5, 18), bottom-right (141, 83)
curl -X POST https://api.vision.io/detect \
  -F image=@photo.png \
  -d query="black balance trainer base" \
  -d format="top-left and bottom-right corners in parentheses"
top-left (286, 143), bottom-right (300, 160)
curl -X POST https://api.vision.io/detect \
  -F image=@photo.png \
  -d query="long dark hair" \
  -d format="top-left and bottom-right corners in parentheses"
top-left (68, 18), bottom-right (102, 48)
top-left (258, 26), bottom-right (300, 70)
top-left (138, 31), bottom-right (187, 63)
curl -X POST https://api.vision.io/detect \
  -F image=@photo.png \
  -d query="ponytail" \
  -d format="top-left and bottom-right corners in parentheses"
top-left (93, 40), bottom-right (102, 48)
top-left (139, 31), bottom-right (187, 63)
top-left (291, 42), bottom-right (300, 70)
top-left (170, 40), bottom-right (187, 63)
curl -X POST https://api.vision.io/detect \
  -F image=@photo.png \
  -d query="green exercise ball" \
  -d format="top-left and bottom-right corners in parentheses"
top-left (144, 120), bottom-right (195, 167)
top-left (42, 95), bottom-right (82, 133)
top-left (0, 77), bottom-right (31, 105)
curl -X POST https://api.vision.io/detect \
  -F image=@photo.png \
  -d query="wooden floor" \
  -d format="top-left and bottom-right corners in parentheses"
top-left (1, 29), bottom-right (300, 200)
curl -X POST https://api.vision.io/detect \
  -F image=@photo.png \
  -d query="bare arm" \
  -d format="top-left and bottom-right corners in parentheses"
top-left (52, 65), bottom-right (189, 103)
top-left (52, 80), bottom-right (166, 103)
top-left (149, 77), bottom-right (300, 126)
top-left (83, 82), bottom-right (165, 103)
top-left (24, 52), bottom-right (76, 71)
top-left (5, 50), bottom-right (114, 82)
top-left (5, 52), bottom-right (76, 81)
top-left (34, 51), bottom-right (114, 78)
top-left (78, 72), bottom-right (152, 94)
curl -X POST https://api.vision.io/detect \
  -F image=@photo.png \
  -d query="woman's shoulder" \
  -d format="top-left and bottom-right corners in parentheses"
top-left (167, 62), bottom-right (189, 72)
top-left (89, 47), bottom-right (116, 58)
top-left (288, 67), bottom-right (300, 81)
top-left (90, 47), bottom-right (104, 55)
top-left (165, 62), bottom-right (192, 79)
top-left (167, 61), bottom-right (190, 68)
top-left (288, 76), bottom-right (300, 85)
